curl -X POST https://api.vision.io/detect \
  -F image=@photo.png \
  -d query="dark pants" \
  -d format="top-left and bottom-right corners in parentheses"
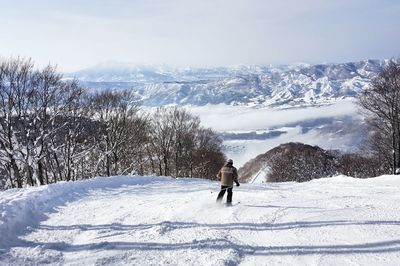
top-left (216, 186), bottom-right (233, 203)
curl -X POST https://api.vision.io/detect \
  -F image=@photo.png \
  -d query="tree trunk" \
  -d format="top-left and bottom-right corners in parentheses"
top-left (113, 150), bottom-right (118, 175)
top-left (10, 158), bottom-right (23, 188)
top-left (44, 163), bottom-right (50, 184)
top-left (53, 152), bottom-right (63, 181)
top-left (146, 146), bottom-right (155, 174)
top-left (393, 129), bottom-right (396, 175)
top-left (158, 160), bottom-right (163, 176)
top-left (34, 160), bottom-right (45, 186)
top-left (66, 135), bottom-right (72, 181)
top-left (106, 155), bottom-right (111, 176)
top-left (139, 152), bottom-right (144, 175)
top-left (397, 122), bottom-right (400, 174)
top-left (163, 156), bottom-right (169, 176)
top-left (27, 167), bottom-right (34, 187)
top-left (7, 164), bottom-right (14, 188)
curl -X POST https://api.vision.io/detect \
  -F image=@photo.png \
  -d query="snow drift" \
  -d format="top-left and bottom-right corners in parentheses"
top-left (0, 176), bottom-right (165, 247)
top-left (1, 175), bottom-right (400, 265)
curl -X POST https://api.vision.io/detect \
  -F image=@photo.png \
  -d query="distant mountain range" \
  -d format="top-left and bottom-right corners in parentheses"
top-left (67, 60), bottom-right (385, 167)
top-left (68, 59), bottom-right (386, 107)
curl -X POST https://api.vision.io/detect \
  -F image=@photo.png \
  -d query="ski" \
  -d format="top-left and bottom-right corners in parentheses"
top-left (226, 201), bottom-right (241, 207)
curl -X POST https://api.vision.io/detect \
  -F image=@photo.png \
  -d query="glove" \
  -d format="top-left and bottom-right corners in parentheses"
top-left (236, 182), bottom-right (240, 187)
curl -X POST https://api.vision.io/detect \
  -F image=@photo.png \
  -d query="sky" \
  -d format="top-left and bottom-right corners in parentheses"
top-left (1, 0), bottom-right (399, 72)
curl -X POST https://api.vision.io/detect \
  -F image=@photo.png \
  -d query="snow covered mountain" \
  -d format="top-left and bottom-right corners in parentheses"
top-left (69, 60), bottom-right (384, 107)
top-left (68, 60), bottom-right (383, 166)
top-left (1, 175), bottom-right (400, 265)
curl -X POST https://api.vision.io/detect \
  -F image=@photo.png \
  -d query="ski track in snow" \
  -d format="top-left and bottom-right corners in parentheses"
top-left (1, 175), bottom-right (400, 265)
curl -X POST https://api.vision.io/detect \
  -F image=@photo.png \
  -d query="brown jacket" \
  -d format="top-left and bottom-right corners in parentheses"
top-left (217, 163), bottom-right (239, 186)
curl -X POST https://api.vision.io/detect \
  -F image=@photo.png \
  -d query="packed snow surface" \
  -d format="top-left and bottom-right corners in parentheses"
top-left (1, 175), bottom-right (400, 265)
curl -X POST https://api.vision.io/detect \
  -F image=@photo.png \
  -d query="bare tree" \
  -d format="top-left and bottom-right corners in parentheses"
top-left (171, 108), bottom-right (200, 177)
top-left (0, 58), bottom-right (86, 187)
top-left (90, 90), bottom-right (144, 176)
top-left (0, 57), bottom-right (227, 190)
top-left (191, 127), bottom-right (226, 180)
top-left (358, 59), bottom-right (400, 174)
top-left (149, 107), bottom-right (175, 176)
top-left (336, 153), bottom-right (384, 178)
top-left (148, 106), bottom-right (225, 179)
top-left (268, 143), bottom-right (336, 182)
top-left (0, 58), bottom-right (32, 187)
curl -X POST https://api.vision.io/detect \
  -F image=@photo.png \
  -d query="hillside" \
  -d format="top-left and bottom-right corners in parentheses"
top-left (238, 142), bottom-right (382, 183)
top-left (1, 175), bottom-right (400, 265)
top-left (239, 143), bottom-right (335, 183)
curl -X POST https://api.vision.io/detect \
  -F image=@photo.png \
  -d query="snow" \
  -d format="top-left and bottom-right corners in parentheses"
top-left (72, 59), bottom-right (384, 107)
top-left (1, 175), bottom-right (400, 265)
top-left (187, 100), bottom-right (360, 132)
top-left (185, 100), bottom-right (364, 167)
top-left (249, 166), bottom-right (270, 183)
top-left (0, 176), bottom-right (164, 247)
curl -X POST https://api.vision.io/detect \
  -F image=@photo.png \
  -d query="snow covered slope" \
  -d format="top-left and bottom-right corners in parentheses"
top-left (1, 175), bottom-right (400, 265)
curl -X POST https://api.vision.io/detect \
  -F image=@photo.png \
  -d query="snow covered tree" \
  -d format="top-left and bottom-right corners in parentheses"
top-left (23, 70), bottom-right (85, 185)
top-left (172, 109), bottom-right (198, 177)
top-left (148, 107), bottom-right (176, 176)
top-left (0, 58), bottom-right (86, 187)
top-left (335, 153), bottom-right (383, 178)
top-left (89, 90), bottom-right (147, 176)
top-left (148, 107), bottom-right (225, 179)
top-left (0, 58), bottom-right (31, 187)
top-left (358, 59), bottom-right (400, 174)
top-left (268, 143), bottom-right (336, 182)
top-left (0, 57), bottom-right (227, 190)
top-left (191, 127), bottom-right (226, 179)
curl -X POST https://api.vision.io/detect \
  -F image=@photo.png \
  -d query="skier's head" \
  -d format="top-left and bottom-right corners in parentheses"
top-left (227, 159), bottom-right (233, 165)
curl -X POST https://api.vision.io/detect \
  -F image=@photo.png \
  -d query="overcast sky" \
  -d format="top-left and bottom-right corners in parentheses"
top-left (1, 0), bottom-right (399, 71)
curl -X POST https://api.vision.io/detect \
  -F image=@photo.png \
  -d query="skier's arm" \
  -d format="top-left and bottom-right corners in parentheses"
top-left (233, 168), bottom-right (240, 186)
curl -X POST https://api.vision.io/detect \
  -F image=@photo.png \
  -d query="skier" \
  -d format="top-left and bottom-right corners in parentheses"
top-left (216, 159), bottom-right (240, 206)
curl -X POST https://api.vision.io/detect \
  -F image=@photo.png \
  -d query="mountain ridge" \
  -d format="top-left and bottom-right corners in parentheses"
top-left (68, 59), bottom-right (386, 107)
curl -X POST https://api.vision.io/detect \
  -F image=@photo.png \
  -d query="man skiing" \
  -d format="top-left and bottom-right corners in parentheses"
top-left (216, 159), bottom-right (240, 206)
